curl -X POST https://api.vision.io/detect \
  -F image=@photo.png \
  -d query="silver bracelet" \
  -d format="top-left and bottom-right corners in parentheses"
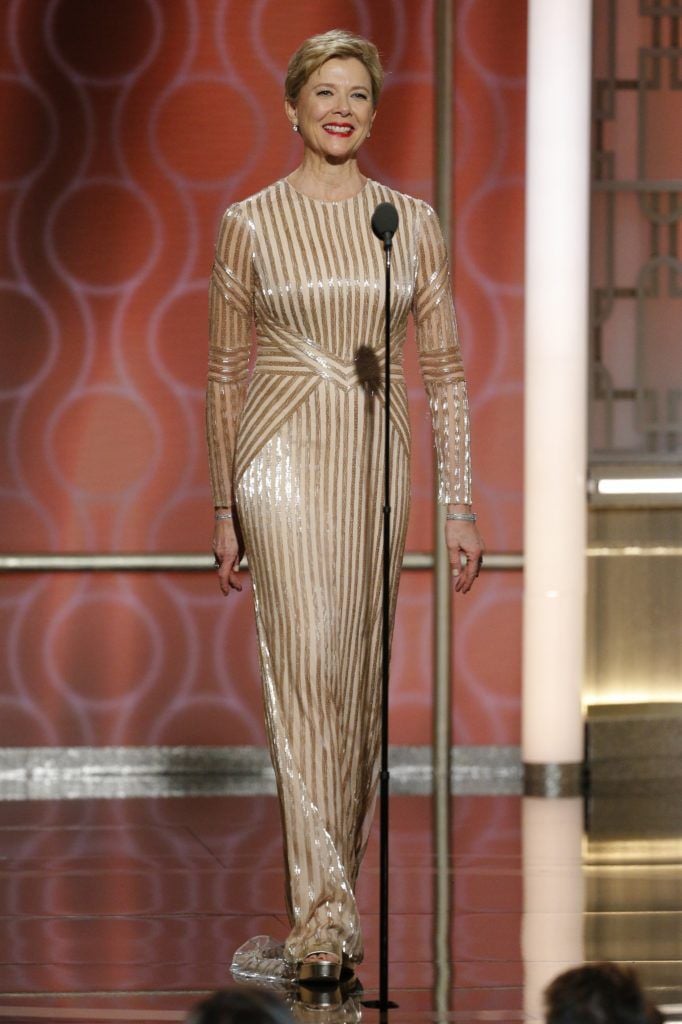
top-left (214, 510), bottom-right (233, 521)
top-left (446, 511), bottom-right (477, 522)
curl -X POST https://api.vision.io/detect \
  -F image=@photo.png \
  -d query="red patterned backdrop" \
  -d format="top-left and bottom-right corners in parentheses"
top-left (0, 0), bottom-right (525, 749)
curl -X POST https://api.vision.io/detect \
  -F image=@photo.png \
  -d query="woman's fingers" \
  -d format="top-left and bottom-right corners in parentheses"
top-left (214, 551), bottom-right (242, 595)
top-left (214, 547), bottom-right (241, 591)
top-left (228, 555), bottom-right (242, 592)
top-left (446, 521), bottom-right (484, 594)
top-left (212, 520), bottom-right (242, 596)
top-left (454, 551), bottom-right (480, 593)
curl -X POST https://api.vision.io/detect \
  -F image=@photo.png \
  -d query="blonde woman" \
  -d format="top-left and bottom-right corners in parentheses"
top-left (207, 29), bottom-right (483, 986)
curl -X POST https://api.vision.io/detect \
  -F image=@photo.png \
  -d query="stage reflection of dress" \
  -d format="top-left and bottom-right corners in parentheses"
top-left (206, 178), bottom-right (471, 967)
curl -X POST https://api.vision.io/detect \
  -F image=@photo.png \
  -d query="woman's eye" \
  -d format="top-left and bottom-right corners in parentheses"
top-left (316, 89), bottom-right (332, 96)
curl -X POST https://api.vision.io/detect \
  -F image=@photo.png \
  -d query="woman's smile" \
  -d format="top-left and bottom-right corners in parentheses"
top-left (323, 122), bottom-right (355, 136)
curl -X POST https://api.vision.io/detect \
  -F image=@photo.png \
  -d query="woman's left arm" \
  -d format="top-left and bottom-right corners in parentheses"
top-left (412, 203), bottom-right (484, 592)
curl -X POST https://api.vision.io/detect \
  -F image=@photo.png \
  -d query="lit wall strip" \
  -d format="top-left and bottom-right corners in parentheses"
top-left (595, 477), bottom-right (682, 495)
top-left (588, 545), bottom-right (682, 557)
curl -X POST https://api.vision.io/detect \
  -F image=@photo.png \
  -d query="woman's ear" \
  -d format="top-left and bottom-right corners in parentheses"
top-left (284, 97), bottom-right (297, 129)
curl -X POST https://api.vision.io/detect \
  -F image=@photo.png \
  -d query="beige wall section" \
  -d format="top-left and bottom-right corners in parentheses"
top-left (587, 2), bottom-right (682, 713)
top-left (585, 508), bottom-right (682, 705)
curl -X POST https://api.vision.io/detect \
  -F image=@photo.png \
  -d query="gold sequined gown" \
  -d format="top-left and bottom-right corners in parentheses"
top-left (206, 178), bottom-right (471, 967)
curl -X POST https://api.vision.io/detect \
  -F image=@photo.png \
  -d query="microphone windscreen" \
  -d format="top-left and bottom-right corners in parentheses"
top-left (371, 202), bottom-right (399, 241)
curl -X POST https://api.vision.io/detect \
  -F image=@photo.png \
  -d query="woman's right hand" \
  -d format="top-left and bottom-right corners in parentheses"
top-left (213, 518), bottom-right (243, 596)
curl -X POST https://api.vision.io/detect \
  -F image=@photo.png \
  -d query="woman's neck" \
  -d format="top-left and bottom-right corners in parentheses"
top-left (286, 154), bottom-right (366, 201)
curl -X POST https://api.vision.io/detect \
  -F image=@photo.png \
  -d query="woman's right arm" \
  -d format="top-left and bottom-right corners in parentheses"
top-left (206, 206), bottom-right (254, 594)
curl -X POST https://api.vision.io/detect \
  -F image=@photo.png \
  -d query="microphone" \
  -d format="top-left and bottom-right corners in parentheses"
top-left (371, 202), bottom-right (399, 247)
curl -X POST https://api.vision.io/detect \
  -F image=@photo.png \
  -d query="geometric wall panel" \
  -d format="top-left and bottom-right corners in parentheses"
top-left (0, 0), bottom-right (526, 749)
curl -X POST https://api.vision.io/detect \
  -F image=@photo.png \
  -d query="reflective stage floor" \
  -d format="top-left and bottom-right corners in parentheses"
top-left (0, 786), bottom-right (680, 1022)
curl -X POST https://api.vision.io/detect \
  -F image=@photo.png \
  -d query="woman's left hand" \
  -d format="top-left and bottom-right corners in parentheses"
top-left (445, 519), bottom-right (485, 594)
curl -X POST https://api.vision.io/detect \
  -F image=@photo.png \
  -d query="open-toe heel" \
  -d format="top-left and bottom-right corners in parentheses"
top-left (297, 951), bottom-right (342, 986)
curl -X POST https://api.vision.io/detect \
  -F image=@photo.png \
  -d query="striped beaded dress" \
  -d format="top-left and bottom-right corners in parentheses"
top-left (206, 177), bottom-right (471, 970)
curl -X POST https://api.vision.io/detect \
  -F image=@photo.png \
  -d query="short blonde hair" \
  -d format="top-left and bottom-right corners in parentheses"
top-left (285, 30), bottom-right (384, 107)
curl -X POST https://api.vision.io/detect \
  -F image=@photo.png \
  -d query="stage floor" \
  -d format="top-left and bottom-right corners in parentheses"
top-left (0, 788), bottom-right (680, 1022)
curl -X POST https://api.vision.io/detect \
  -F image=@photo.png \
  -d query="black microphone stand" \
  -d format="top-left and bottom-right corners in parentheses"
top-left (364, 204), bottom-right (399, 1014)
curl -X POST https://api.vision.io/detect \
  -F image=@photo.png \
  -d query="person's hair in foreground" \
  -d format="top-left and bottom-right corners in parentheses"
top-left (544, 962), bottom-right (664, 1024)
top-left (187, 986), bottom-right (293, 1024)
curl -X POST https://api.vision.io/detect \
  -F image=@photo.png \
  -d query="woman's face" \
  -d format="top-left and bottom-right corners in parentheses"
top-left (286, 57), bottom-right (376, 161)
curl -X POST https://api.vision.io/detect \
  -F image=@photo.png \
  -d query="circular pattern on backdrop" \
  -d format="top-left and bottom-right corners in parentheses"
top-left (148, 693), bottom-right (264, 747)
top-left (48, 179), bottom-right (159, 292)
top-left (49, 388), bottom-right (158, 497)
top-left (455, 583), bottom-right (522, 745)
top-left (461, 180), bottom-right (525, 290)
top-left (0, 286), bottom-right (54, 395)
top-left (0, 76), bottom-right (54, 184)
top-left (246, 0), bottom-right (368, 86)
top-left (0, 695), bottom-right (57, 747)
top-left (150, 494), bottom-right (213, 554)
top-left (470, 386), bottom-right (523, 495)
top-left (49, 0), bottom-right (158, 84)
top-left (461, 0), bottom-right (527, 84)
top-left (45, 593), bottom-right (162, 708)
top-left (152, 77), bottom-right (262, 188)
top-left (2, 0), bottom-right (527, 749)
top-left (0, 495), bottom-right (52, 551)
top-left (364, 75), bottom-right (434, 192)
top-left (151, 285), bottom-right (206, 392)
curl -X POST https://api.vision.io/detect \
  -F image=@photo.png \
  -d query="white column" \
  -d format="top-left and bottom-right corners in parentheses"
top-left (523, 0), bottom-right (593, 767)
top-left (522, 797), bottom-right (585, 1019)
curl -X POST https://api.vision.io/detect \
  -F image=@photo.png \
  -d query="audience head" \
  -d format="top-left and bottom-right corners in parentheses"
top-left (187, 986), bottom-right (293, 1024)
top-left (544, 962), bottom-right (663, 1024)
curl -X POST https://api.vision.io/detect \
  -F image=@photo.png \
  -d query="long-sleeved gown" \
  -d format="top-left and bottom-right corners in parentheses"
top-left (206, 177), bottom-right (471, 967)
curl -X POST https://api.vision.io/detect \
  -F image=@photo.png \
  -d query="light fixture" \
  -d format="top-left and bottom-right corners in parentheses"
top-left (587, 468), bottom-right (682, 503)
top-left (596, 477), bottom-right (682, 495)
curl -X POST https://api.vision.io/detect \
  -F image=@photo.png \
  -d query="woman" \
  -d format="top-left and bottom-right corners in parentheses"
top-left (207, 30), bottom-right (483, 985)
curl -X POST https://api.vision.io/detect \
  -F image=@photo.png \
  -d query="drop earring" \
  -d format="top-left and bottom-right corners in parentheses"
top-left (292, 122), bottom-right (299, 133)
